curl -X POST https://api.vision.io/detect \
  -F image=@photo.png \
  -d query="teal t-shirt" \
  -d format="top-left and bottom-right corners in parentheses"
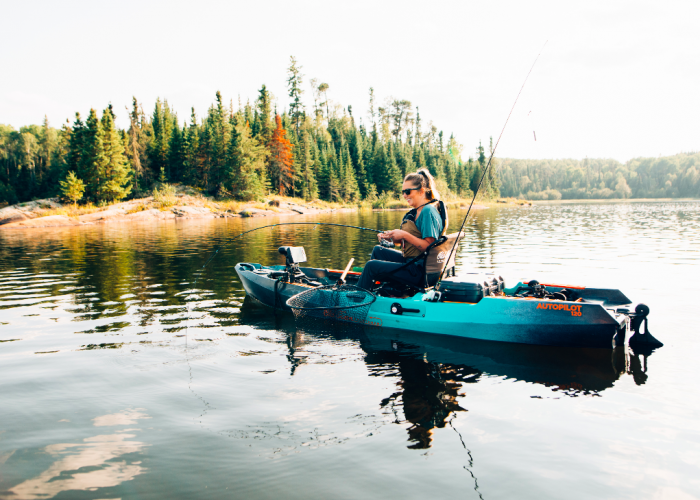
top-left (416, 204), bottom-right (444, 240)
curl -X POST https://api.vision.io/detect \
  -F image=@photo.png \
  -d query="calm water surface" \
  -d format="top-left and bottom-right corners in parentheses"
top-left (1, 201), bottom-right (699, 499)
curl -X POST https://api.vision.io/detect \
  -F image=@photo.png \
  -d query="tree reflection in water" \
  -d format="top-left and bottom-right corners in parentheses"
top-left (366, 345), bottom-right (477, 449)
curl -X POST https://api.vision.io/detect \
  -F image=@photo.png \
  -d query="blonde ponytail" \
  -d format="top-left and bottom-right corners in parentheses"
top-left (404, 168), bottom-right (440, 200)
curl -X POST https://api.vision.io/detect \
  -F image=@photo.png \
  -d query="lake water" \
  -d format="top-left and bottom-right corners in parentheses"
top-left (1, 201), bottom-right (699, 499)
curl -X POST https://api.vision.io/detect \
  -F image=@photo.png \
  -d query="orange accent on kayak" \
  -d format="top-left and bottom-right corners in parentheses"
top-left (328, 269), bottom-right (361, 276)
top-left (524, 281), bottom-right (586, 290)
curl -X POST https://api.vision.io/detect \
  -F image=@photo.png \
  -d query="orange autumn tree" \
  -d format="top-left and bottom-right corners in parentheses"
top-left (268, 114), bottom-right (294, 196)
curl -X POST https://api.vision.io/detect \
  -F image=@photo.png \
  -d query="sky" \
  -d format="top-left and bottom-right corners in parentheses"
top-left (2, 0), bottom-right (699, 163)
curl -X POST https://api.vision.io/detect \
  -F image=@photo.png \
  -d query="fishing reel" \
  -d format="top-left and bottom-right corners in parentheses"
top-left (379, 236), bottom-right (394, 248)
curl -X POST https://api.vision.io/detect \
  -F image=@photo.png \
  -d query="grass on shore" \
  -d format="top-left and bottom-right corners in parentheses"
top-left (34, 203), bottom-right (104, 219)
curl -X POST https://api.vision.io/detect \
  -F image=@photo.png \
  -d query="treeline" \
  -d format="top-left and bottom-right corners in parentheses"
top-left (499, 153), bottom-right (700, 200)
top-left (0, 57), bottom-right (499, 206)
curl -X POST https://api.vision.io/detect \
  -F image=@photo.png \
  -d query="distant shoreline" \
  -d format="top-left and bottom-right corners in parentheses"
top-left (530, 198), bottom-right (700, 205)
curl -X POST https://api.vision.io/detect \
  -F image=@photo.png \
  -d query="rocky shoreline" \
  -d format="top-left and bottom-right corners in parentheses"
top-left (0, 197), bottom-right (352, 229)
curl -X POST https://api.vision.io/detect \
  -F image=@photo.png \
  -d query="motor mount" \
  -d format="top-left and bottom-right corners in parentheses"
top-left (627, 303), bottom-right (663, 348)
top-left (278, 246), bottom-right (308, 284)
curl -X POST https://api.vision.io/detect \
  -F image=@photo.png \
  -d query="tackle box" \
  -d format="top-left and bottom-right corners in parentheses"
top-left (436, 273), bottom-right (505, 303)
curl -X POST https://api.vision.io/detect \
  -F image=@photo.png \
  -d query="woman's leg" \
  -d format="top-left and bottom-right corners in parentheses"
top-left (357, 247), bottom-right (423, 291)
top-left (369, 245), bottom-right (404, 262)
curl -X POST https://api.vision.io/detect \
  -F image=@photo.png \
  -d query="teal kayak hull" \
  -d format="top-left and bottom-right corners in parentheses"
top-left (235, 263), bottom-right (640, 349)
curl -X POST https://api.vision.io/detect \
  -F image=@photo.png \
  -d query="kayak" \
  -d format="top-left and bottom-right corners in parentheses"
top-left (234, 248), bottom-right (662, 350)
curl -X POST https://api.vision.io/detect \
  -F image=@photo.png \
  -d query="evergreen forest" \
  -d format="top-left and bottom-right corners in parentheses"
top-left (1, 57), bottom-right (698, 207)
top-left (498, 154), bottom-right (700, 200)
top-left (0, 57), bottom-right (497, 207)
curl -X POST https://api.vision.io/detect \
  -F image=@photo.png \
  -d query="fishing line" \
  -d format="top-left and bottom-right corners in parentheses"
top-left (184, 221), bottom-right (382, 343)
top-left (448, 416), bottom-right (485, 500)
top-left (436, 41), bottom-right (548, 287)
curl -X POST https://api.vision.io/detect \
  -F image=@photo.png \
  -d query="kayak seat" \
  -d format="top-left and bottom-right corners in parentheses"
top-left (374, 232), bottom-right (464, 295)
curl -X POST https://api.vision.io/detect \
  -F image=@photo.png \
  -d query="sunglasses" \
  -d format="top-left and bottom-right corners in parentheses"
top-left (402, 187), bottom-right (420, 196)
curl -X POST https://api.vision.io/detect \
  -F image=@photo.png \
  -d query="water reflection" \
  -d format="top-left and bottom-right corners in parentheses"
top-left (240, 298), bottom-right (655, 450)
top-left (3, 409), bottom-right (148, 500)
top-left (0, 205), bottom-right (694, 499)
top-left (367, 345), bottom-right (471, 449)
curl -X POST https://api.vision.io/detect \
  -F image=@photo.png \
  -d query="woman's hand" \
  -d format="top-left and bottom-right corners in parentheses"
top-left (380, 229), bottom-right (408, 242)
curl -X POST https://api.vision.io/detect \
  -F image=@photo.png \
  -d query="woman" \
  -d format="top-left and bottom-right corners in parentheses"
top-left (357, 169), bottom-right (447, 291)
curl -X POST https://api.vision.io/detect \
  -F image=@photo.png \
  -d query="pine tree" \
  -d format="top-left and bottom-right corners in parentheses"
top-left (182, 108), bottom-right (201, 187)
top-left (318, 83), bottom-right (330, 123)
top-left (149, 99), bottom-right (174, 183)
top-left (66, 114), bottom-right (84, 183)
top-left (126, 98), bottom-right (146, 190)
top-left (469, 157), bottom-right (480, 195)
top-left (80, 109), bottom-right (104, 201)
top-left (486, 137), bottom-right (500, 199)
top-left (348, 126), bottom-right (368, 197)
top-left (168, 123), bottom-right (184, 182)
top-left (390, 99), bottom-right (412, 142)
top-left (59, 171), bottom-right (85, 205)
top-left (395, 141), bottom-right (413, 178)
top-left (340, 143), bottom-right (360, 201)
top-left (367, 87), bottom-right (376, 127)
top-left (477, 141), bottom-right (486, 167)
top-left (467, 141), bottom-right (491, 198)
top-left (328, 162), bottom-right (340, 201)
top-left (269, 115), bottom-right (294, 195)
top-left (385, 141), bottom-right (402, 194)
top-left (48, 120), bottom-right (73, 194)
top-left (226, 121), bottom-right (268, 201)
top-left (316, 144), bottom-right (333, 201)
top-left (300, 129), bottom-right (318, 200)
top-left (370, 142), bottom-right (389, 194)
top-left (287, 56), bottom-right (305, 134)
top-left (209, 91), bottom-right (230, 193)
top-left (37, 116), bottom-right (56, 192)
top-left (256, 85), bottom-right (273, 146)
top-left (98, 108), bottom-right (132, 202)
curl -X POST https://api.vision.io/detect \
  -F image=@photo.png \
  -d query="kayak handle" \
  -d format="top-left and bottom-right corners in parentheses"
top-left (338, 258), bottom-right (355, 285)
top-left (391, 303), bottom-right (420, 315)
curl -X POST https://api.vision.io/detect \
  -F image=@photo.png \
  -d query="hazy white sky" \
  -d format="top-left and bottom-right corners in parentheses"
top-left (2, 0), bottom-right (698, 162)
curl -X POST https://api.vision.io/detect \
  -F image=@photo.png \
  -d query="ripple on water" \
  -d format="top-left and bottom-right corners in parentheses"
top-left (0, 202), bottom-right (699, 499)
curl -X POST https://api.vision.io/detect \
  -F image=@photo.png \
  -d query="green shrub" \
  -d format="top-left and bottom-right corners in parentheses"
top-left (153, 183), bottom-right (177, 208)
top-left (59, 171), bottom-right (85, 205)
top-left (371, 191), bottom-right (394, 209)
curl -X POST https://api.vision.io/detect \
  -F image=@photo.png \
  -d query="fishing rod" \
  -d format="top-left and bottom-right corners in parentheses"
top-left (184, 221), bottom-right (382, 339)
top-left (434, 41), bottom-right (548, 289)
top-left (192, 221), bottom-right (381, 277)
